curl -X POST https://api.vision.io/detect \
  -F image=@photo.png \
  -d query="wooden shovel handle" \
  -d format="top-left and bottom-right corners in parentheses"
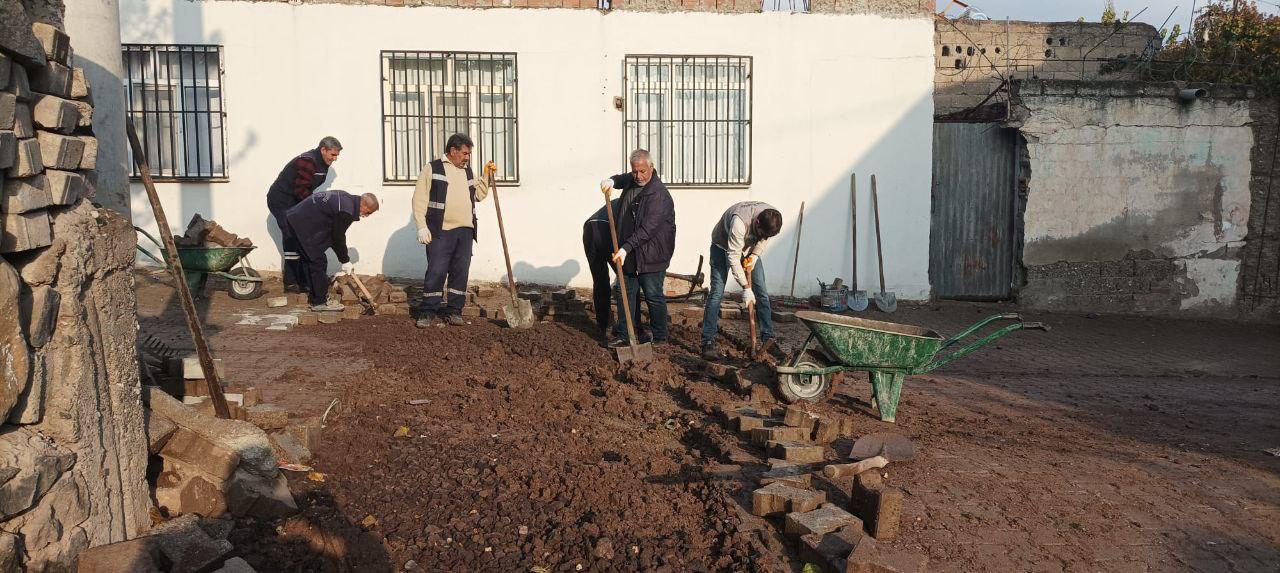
top-left (603, 190), bottom-right (639, 345)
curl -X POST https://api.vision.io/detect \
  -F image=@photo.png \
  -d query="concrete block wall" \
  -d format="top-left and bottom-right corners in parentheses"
top-left (1008, 80), bottom-right (1255, 316)
top-left (1, 4), bottom-right (151, 570)
top-left (935, 20), bottom-right (1160, 116)
top-left (196, 0), bottom-right (934, 16)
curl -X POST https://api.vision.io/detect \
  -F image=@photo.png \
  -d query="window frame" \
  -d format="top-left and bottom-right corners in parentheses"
top-left (121, 43), bottom-right (229, 182)
top-left (379, 50), bottom-right (520, 185)
top-left (621, 54), bottom-right (754, 188)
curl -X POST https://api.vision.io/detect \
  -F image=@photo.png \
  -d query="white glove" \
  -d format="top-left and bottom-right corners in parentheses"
top-left (337, 262), bottom-right (355, 277)
top-left (742, 288), bottom-right (756, 307)
top-left (612, 248), bottom-right (627, 265)
top-left (600, 178), bottom-right (614, 193)
top-left (743, 254), bottom-right (759, 273)
top-left (417, 227), bottom-right (433, 245)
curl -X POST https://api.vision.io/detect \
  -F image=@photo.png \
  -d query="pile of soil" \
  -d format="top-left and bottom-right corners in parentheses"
top-left (231, 317), bottom-right (772, 571)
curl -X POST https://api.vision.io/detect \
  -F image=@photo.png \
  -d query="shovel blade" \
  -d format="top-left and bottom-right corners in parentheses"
top-left (874, 292), bottom-right (897, 313)
top-left (502, 299), bottom-right (535, 329)
top-left (615, 342), bottom-right (654, 364)
top-left (848, 290), bottom-right (869, 311)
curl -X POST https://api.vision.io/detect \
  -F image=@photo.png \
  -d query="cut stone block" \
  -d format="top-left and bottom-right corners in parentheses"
top-left (139, 513), bottom-right (233, 572)
top-left (377, 302), bottom-right (410, 315)
top-left (268, 429), bottom-right (312, 465)
top-left (77, 134), bottom-right (97, 169)
top-left (182, 356), bottom-right (226, 380)
top-left (7, 137), bottom-right (40, 177)
top-left (31, 93), bottom-right (78, 133)
top-left (145, 408), bottom-right (178, 454)
top-left (144, 386), bottom-right (278, 478)
top-left (30, 23), bottom-right (70, 64)
top-left (767, 440), bottom-right (825, 464)
top-left (0, 209), bottom-right (51, 253)
top-left (225, 468), bottom-right (297, 519)
top-left (19, 283), bottom-right (58, 347)
top-left (265, 296), bottom-right (288, 308)
top-left (69, 98), bottom-right (91, 127)
top-left (799, 525), bottom-right (875, 573)
top-left (0, 2), bottom-right (46, 68)
top-left (317, 313), bottom-right (341, 324)
top-left (36, 130), bottom-right (82, 169)
top-left (244, 404), bottom-right (289, 431)
top-left (1, 172), bottom-right (49, 212)
top-left (389, 289), bottom-right (408, 303)
top-left (155, 467), bottom-right (226, 518)
top-left (29, 61), bottom-right (71, 98)
top-left (785, 503), bottom-right (862, 539)
top-left (4, 64), bottom-right (31, 101)
top-left (43, 169), bottom-right (81, 205)
top-left (0, 130), bottom-right (14, 169)
top-left (847, 542), bottom-right (928, 573)
top-left (784, 405), bottom-right (819, 433)
top-left (759, 464), bottom-right (813, 487)
top-left (296, 312), bottom-right (318, 326)
top-left (286, 417), bottom-right (321, 452)
top-left (0, 53), bottom-right (10, 90)
top-left (772, 310), bottom-right (796, 322)
top-left (70, 67), bottom-right (88, 98)
top-left (849, 480), bottom-right (904, 541)
top-left (12, 103), bottom-right (31, 138)
top-left (751, 481), bottom-right (826, 517)
top-left (750, 425), bottom-right (808, 447)
top-left (813, 416), bottom-right (840, 443)
top-left (74, 537), bottom-right (170, 573)
top-left (0, 92), bottom-right (13, 129)
top-left (160, 427), bottom-right (241, 481)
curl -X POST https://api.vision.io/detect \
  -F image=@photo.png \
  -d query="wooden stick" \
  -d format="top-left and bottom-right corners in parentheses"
top-left (822, 455), bottom-right (888, 479)
top-left (602, 190), bottom-right (640, 346)
top-left (126, 119), bottom-right (230, 419)
top-left (789, 201), bottom-right (805, 298)
top-left (489, 170), bottom-right (519, 304)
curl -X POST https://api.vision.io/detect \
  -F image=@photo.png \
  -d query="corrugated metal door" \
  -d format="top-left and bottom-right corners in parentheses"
top-left (930, 123), bottom-right (1018, 300)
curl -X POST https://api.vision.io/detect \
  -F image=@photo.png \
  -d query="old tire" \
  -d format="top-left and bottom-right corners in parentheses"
top-left (777, 356), bottom-right (832, 404)
top-left (228, 267), bottom-right (263, 300)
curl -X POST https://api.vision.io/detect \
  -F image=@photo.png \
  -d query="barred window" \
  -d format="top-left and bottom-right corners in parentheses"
top-left (381, 51), bottom-right (519, 183)
top-left (122, 44), bottom-right (227, 180)
top-left (623, 55), bottom-right (752, 186)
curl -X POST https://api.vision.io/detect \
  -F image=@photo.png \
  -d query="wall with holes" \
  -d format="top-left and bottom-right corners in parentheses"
top-left (935, 20), bottom-right (1160, 116)
top-left (118, 1), bottom-right (936, 299)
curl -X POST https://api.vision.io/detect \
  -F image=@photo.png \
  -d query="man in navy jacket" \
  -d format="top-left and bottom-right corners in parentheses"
top-left (599, 149), bottom-right (676, 345)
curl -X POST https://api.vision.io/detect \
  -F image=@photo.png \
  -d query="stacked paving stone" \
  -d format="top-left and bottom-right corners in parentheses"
top-left (724, 404), bottom-right (927, 572)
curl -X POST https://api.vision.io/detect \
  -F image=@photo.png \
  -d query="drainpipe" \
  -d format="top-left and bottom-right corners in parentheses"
top-left (1178, 88), bottom-right (1208, 103)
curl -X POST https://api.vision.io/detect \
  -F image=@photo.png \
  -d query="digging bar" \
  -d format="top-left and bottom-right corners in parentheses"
top-left (127, 119), bottom-right (231, 419)
top-left (870, 174), bottom-right (897, 313)
top-left (489, 170), bottom-right (535, 328)
top-left (848, 173), bottom-right (869, 311)
top-left (602, 188), bottom-right (654, 364)
top-left (346, 274), bottom-right (377, 315)
top-left (789, 201), bottom-right (804, 299)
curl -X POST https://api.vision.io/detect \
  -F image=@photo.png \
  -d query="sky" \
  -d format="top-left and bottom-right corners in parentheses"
top-left (953, 0), bottom-right (1280, 31)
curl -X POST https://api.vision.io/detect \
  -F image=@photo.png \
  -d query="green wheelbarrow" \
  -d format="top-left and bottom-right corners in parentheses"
top-left (135, 226), bottom-right (264, 300)
top-left (775, 311), bottom-right (1048, 422)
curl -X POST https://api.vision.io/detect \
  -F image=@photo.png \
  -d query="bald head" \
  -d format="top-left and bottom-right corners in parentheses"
top-left (359, 193), bottom-right (379, 216)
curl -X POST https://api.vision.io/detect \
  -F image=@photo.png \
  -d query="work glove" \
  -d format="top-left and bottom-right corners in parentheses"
top-left (611, 248), bottom-right (627, 265)
top-left (600, 178), bottom-right (614, 194)
top-left (743, 254), bottom-right (759, 273)
top-left (743, 287), bottom-right (756, 307)
top-left (483, 161), bottom-right (498, 178)
top-left (417, 227), bottom-right (433, 245)
top-left (337, 262), bottom-right (355, 277)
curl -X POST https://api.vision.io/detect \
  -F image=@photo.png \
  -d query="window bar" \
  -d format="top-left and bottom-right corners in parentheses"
top-left (175, 46), bottom-right (191, 176)
top-left (192, 48), bottom-right (207, 178)
top-left (148, 46), bottom-right (163, 177)
top-left (214, 47), bottom-right (226, 178)
top-left (163, 48), bottom-right (178, 177)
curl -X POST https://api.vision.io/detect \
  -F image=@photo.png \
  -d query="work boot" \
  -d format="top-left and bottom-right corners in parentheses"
top-left (701, 345), bottom-right (723, 361)
top-left (415, 316), bottom-right (436, 328)
top-left (444, 314), bottom-right (469, 327)
top-left (310, 301), bottom-right (345, 312)
top-left (607, 336), bottom-right (630, 348)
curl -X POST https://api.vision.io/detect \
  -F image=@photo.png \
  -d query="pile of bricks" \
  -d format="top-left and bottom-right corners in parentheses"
top-left (1, 23), bottom-right (96, 253)
top-left (470, 284), bottom-right (586, 323)
top-left (726, 405), bottom-right (927, 572)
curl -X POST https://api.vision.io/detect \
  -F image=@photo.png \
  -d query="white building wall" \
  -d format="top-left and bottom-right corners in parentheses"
top-left (64, 0), bottom-right (131, 216)
top-left (118, 0), bottom-right (935, 299)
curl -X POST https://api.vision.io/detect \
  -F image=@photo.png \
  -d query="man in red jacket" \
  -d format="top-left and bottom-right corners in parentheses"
top-left (266, 137), bottom-right (342, 292)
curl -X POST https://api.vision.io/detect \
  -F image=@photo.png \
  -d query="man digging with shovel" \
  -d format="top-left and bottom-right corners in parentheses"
top-left (700, 202), bottom-right (783, 361)
top-left (413, 133), bottom-right (496, 328)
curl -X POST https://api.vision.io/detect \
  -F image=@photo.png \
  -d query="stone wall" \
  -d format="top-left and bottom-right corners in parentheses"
top-left (1, 1), bottom-right (151, 569)
top-left (1238, 98), bottom-right (1279, 318)
top-left (1007, 80), bottom-right (1255, 316)
top-left (935, 19), bottom-right (1160, 117)
top-left (179, 0), bottom-right (934, 16)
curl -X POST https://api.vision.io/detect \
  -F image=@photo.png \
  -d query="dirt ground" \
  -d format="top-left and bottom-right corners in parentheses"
top-left (135, 272), bottom-right (1280, 572)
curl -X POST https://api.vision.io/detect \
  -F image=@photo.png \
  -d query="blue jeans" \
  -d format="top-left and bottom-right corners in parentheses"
top-left (612, 270), bottom-right (668, 342)
top-left (701, 245), bottom-right (773, 348)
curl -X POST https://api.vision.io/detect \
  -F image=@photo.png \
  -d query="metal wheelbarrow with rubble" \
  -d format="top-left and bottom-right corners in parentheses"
top-left (135, 227), bottom-right (264, 300)
top-left (775, 311), bottom-right (1048, 422)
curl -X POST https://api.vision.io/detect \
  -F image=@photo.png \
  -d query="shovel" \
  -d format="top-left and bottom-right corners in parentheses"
top-left (602, 188), bottom-right (654, 364)
top-left (870, 175), bottom-right (897, 313)
top-left (345, 274), bottom-right (377, 315)
top-left (848, 173), bottom-right (869, 311)
top-left (489, 170), bottom-right (534, 328)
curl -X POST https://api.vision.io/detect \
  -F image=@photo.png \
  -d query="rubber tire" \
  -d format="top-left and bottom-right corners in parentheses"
top-left (227, 267), bottom-right (264, 300)
top-left (777, 354), bottom-right (833, 404)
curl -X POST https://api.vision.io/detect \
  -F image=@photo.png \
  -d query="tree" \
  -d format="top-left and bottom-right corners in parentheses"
top-left (1149, 0), bottom-right (1280, 93)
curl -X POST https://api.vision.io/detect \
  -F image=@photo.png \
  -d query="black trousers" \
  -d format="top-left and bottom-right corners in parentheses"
top-left (583, 221), bottom-right (613, 336)
top-left (268, 193), bottom-right (308, 291)
top-left (301, 250), bottom-right (329, 305)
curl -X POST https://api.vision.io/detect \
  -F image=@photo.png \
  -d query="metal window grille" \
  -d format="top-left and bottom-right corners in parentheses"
top-left (623, 55), bottom-right (752, 186)
top-left (380, 51), bottom-right (519, 183)
top-left (122, 44), bottom-right (228, 180)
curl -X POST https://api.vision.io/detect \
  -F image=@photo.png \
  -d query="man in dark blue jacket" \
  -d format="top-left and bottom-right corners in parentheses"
top-left (267, 137), bottom-right (342, 292)
top-left (599, 149), bottom-right (676, 346)
top-left (582, 199), bottom-right (620, 342)
top-left (283, 190), bottom-right (379, 311)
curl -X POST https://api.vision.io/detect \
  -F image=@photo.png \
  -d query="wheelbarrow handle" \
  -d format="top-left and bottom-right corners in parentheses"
top-left (1021, 322), bottom-right (1050, 332)
top-left (916, 320), bottom-right (1045, 374)
top-left (939, 312), bottom-right (1023, 350)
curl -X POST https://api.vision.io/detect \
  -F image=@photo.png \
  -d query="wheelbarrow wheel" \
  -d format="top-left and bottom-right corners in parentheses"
top-left (227, 267), bottom-right (263, 300)
top-left (777, 354), bottom-right (833, 404)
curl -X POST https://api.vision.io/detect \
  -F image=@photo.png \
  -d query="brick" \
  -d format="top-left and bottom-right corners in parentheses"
top-left (12, 103), bottom-right (31, 138)
top-left (680, 306), bottom-right (704, 318)
top-left (244, 404), bottom-right (289, 431)
top-left (160, 428), bottom-right (241, 481)
top-left (265, 296), bottom-right (288, 308)
top-left (6, 137), bottom-right (38, 177)
top-left (0, 92), bottom-right (13, 128)
top-left (5, 65), bottom-right (30, 101)
top-left (0, 131), bottom-right (12, 170)
top-left (31, 93), bottom-right (77, 133)
top-left (785, 504), bottom-right (862, 538)
top-left (317, 313), bottom-right (341, 324)
top-left (182, 356), bottom-right (226, 380)
top-left (389, 288), bottom-right (407, 303)
top-left (750, 425), bottom-right (807, 446)
top-left (461, 305), bottom-right (482, 317)
top-left (813, 416), bottom-right (840, 443)
top-left (784, 405), bottom-right (819, 432)
top-left (30, 23), bottom-right (70, 64)
top-left (19, 283), bottom-right (58, 347)
top-left (70, 67), bottom-right (88, 98)
top-left (1, 173), bottom-right (51, 213)
top-left (751, 482), bottom-right (826, 517)
top-left (0, 209), bottom-right (51, 253)
top-left (720, 307), bottom-right (741, 319)
top-left (36, 130), bottom-right (82, 169)
top-left (767, 440), bottom-right (825, 463)
top-left (849, 480), bottom-right (904, 540)
top-left (29, 61), bottom-right (71, 98)
top-left (296, 312), bottom-right (319, 326)
top-left (772, 310), bottom-right (796, 322)
top-left (43, 169), bottom-right (81, 205)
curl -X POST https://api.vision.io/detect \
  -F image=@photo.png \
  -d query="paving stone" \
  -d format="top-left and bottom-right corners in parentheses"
top-left (19, 283), bottom-right (58, 347)
top-left (145, 407), bottom-right (178, 454)
top-left (295, 312), bottom-right (318, 326)
top-left (799, 525), bottom-right (875, 573)
top-left (849, 479), bottom-right (904, 541)
top-left (67, 97), bottom-right (90, 127)
top-left (70, 67), bottom-right (88, 98)
top-left (29, 61), bottom-right (71, 98)
top-left (30, 23), bottom-right (69, 64)
top-left (341, 305), bottom-right (364, 320)
top-left (389, 288), bottom-right (408, 303)
top-left (239, 386), bottom-right (261, 408)
top-left (225, 468), bottom-right (297, 519)
top-left (1, 209), bottom-right (52, 253)
top-left (759, 464), bottom-right (813, 487)
top-left (182, 356), bottom-right (226, 380)
top-left (768, 440), bottom-right (826, 463)
top-left (0, 130), bottom-right (14, 169)
top-left (813, 416), bottom-right (840, 443)
top-left (160, 427), bottom-right (241, 481)
top-left (461, 305), bottom-right (482, 317)
top-left (2, 172), bottom-right (50, 212)
top-left (244, 404), bottom-right (289, 431)
top-left (0, 92), bottom-right (13, 129)
top-left (784, 405), bottom-right (819, 433)
top-left (377, 302), bottom-right (410, 315)
top-left (43, 169), bottom-right (80, 205)
top-left (7, 136), bottom-right (40, 177)
top-left (772, 310), bottom-right (796, 322)
top-left (785, 503), bottom-right (863, 539)
top-left (750, 425), bottom-right (808, 447)
top-left (317, 313), bottom-right (341, 324)
top-left (31, 93), bottom-right (77, 133)
top-left (11, 103), bottom-right (32, 138)
top-left (36, 130), bottom-right (82, 169)
top-left (265, 296), bottom-right (288, 308)
top-left (751, 481), bottom-right (826, 517)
